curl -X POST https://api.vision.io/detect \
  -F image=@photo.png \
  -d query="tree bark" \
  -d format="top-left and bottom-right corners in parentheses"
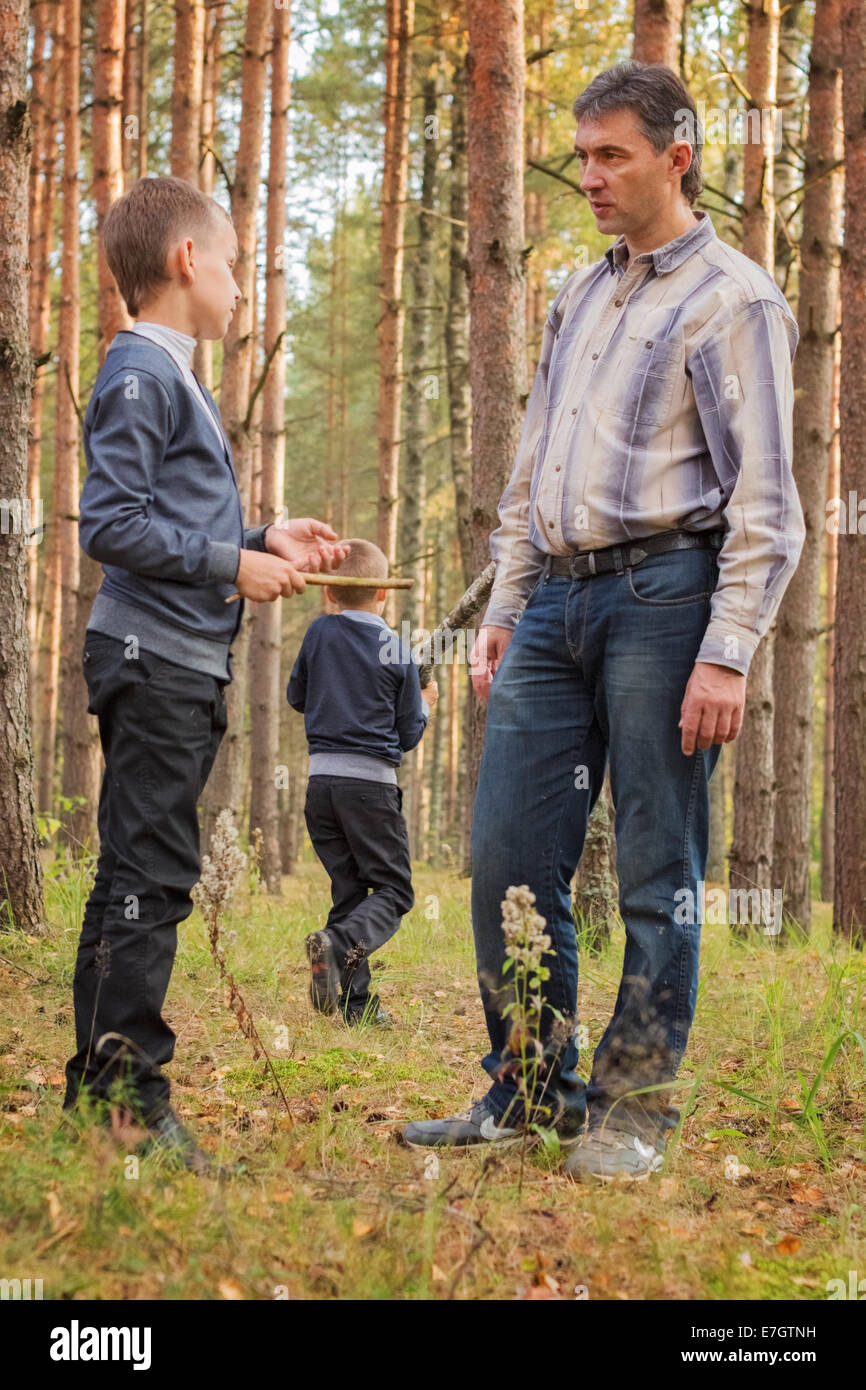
top-left (170, 0), bottom-right (206, 184)
top-left (376, 0), bottom-right (415, 593)
top-left (772, 0), bottom-right (842, 934)
top-left (632, 0), bottom-right (685, 69)
top-left (833, 0), bottom-right (866, 944)
top-left (445, 50), bottom-right (473, 589)
top-left (464, 0), bottom-right (527, 870)
top-left (248, 0), bottom-right (290, 894)
top-left (0, 0), bottom-right (44, 931)
top-left (729, 0), bottom-right (779, 918)
top-left (200, 0), bottom-right (270, 849)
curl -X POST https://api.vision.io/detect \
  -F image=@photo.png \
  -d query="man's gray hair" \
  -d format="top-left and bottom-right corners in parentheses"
top-left (573, 61), bottom-right (703, 206)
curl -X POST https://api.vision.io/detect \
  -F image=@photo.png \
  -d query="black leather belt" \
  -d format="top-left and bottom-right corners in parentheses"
top-left (546, 528), bottom-right (723, 580)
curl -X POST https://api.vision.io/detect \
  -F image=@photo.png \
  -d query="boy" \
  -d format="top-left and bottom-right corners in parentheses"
top-left (288, 539), bottom-right (438, 1025)
top-left (64, 175), bottom-right (348, 1171)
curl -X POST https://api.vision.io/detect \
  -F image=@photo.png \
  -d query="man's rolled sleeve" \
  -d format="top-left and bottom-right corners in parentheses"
top-left (689, 298), bottom-right (806, 676)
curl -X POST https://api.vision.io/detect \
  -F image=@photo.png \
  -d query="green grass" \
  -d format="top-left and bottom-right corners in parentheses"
top-left (0, 857), bottom-right (864, 1300)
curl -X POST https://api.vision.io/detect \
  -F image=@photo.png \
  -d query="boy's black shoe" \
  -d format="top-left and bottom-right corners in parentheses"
top-left (306, 930), bottom-right (340, 1014)
top-left (343, 994), bottom-right (392, 1027)
top-left (136, 1105), bottom-right (238, 1177)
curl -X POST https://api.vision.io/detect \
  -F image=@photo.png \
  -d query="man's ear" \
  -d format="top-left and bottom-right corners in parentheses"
top-left (377, 587), bottom-right (387, 601)
top-left (325, 585), bottom-right (336, 606)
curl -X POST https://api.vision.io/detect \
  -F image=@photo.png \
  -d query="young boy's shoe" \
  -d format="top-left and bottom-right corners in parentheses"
top-left (306, 930), bottom-right (340, 1014)
top-left (135, 1105), bottom-right (240, 1177)
top-left (342, 994), bottom-right (392, 1027)
top-left (563, 1124), bottom-right (665, 1182)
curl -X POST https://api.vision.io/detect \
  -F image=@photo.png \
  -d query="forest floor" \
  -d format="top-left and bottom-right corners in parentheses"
top-left (1, 853), bottom-right (864, 1301)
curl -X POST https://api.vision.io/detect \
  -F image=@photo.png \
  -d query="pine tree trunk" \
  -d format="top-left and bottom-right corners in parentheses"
top-left (772, 0), bottom-right (842, 934)
top-left (833, 0), bottom-right (866, 944)
top-left (400, 68), bottom-right (438, 856)
top-left (200, 0), bottom-right (270, 849)
top-left (632, 0), bottom-right (685, 68)
top-left (0, 0), bottom-right (44, 932)
top-left (27, 4), bottom-right (59, 737)
top-left (94, 0), bottom-right (130, 354)
top-left (572, 781), bottom-right (616, 954)
top-left (445, 52), bottom-right (473, 589)
top-left (170, 0), bottom-right (205, 183)
top-left (729, 0), bottom-right (779, 917)
top-left (377, 0), bottom-right (415, 594)
top-left (821, 339), bottom-right (841, 901)
top-left (707, 742), bottom-right (727, 882)
top-left (248, 0), bottom-right (290, 894)
top-left (464, 0), bottom-right (527, 872)
top-left (58, 0), bottom-right (102, 852)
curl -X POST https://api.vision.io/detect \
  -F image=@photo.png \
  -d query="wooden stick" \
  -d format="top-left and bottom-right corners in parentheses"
top-left (416, 560), bottom-right (496, 685)
top-left (225, 573), bottom-right (413, 603)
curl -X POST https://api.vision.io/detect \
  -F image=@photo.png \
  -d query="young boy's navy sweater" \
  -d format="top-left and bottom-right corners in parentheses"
top-left (287, 612), bottom-right (427, 766)
top-left (79, 328), bottom-right (269, 680)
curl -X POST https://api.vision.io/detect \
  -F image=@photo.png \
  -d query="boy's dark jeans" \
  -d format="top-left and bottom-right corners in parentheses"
top-left (63, 633), bottom-right (226, 1123)
top-left (304, 775), bottom-right (414, 1011)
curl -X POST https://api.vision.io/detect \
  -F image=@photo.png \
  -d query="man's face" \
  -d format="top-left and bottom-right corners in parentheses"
top-left (184, 216), bottom-right (241, 339)
top-left (574, 106), bottom-right (692, 240)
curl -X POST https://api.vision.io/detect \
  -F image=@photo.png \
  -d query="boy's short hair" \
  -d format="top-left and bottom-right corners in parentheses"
top-left (331, 538), bottom-right (389, 606)
top-left (102, 176), bottom-right (232, 317)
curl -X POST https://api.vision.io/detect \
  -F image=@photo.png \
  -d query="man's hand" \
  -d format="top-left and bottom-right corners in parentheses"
top-left (422, 679), bottom-right (439, 713)
top-left (265, 517), bottom-right (350, 573)
top-left (235, 549), bottom-right (306, 602)
top-left (470, 625), bottom-right (513, 702)
top-left (679, 661), bottom-right (746, 755)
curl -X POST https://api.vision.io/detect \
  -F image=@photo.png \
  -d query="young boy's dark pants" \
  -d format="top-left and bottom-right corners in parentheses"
top-left (304, 775), bottom-right (414, 1012)
top-left (63, 632), bottom-right (227, 1123)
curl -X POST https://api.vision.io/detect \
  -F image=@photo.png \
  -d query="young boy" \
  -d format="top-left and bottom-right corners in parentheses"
top-left (64, 175), bottom-right (348, 1171)
top-left (288, 539), bottom-right (438, 1025)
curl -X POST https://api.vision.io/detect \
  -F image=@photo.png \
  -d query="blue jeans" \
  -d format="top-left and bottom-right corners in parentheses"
top-left (470, 547), bottom-right (723, 1144)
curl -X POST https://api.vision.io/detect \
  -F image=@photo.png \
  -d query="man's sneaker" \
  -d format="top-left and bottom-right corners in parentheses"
top-left (136, 1106), bottom-right (237, 1177)
top-left (306, 930), bottom-right (340, 1014)
top-left (343, 995), bottom-right (392, 1027)
top-left (402, 1099), bottom-right (524, 1149)
top-left (563, 1124), bottom-right (664, 1182)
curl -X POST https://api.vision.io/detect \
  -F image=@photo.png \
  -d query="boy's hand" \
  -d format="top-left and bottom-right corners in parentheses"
top-left (236, 549), bottom-right (306, 602)
top-left (265, 518), bottom-right (351, 573)
top-left (422, 680), bottom-right (439, 713)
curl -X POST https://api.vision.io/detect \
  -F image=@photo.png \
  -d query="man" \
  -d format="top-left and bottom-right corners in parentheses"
top-left (403, 61), bottom-right (805, 1179)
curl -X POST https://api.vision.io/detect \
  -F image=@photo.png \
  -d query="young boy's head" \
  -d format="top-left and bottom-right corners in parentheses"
top-left (102, 176), bottom-right (239, 339)
top-left (326, 539), bottom-right (389, 612)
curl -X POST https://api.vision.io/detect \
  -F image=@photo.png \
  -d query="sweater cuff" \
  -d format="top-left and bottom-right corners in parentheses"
top-left (206, 541), bottom-right (241, 584)
top-left (243, 524), bottom-right (271, 553)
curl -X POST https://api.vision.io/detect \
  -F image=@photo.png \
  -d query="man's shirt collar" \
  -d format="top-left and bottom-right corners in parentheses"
top-left (604, 209), bottom-right (715, 278)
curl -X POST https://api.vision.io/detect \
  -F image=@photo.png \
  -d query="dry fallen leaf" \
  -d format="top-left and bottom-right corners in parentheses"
top-left (271, 1189), bottom-right (295, 1203)
top-left (45, 1188), bottom-right (62, 1232)
top-left (218, 1279), bottom-right (244, 1300)
top-left (788, 1185), bottom-right (823, 1205)
top-left (779, 1099), bottom-right (801, 1113)
top-left (431, 1264), bottom-right (447, 1282)
top-left (352, 1219), bottom-right (375, 1238)
top-left (775, 1235), bottom-right (802, 1255)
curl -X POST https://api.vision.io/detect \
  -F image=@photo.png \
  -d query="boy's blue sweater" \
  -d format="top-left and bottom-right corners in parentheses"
top-left (78, 330), bottom-right (269, 679)
top-left (287, 613), bottom-right (427, 765)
